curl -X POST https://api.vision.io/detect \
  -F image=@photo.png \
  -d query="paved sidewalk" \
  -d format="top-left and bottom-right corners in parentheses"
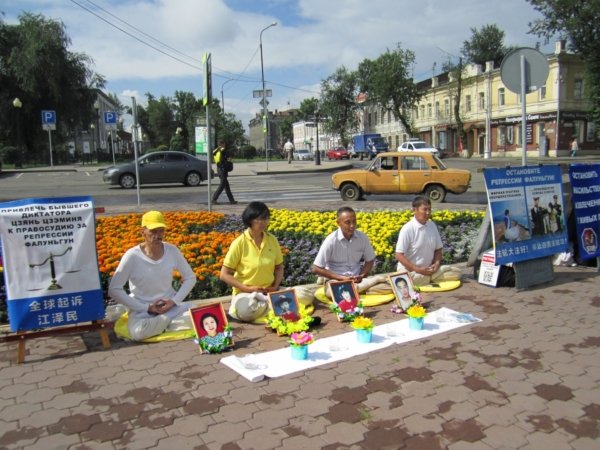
top-left (0, 264), bottom-right (598, 449)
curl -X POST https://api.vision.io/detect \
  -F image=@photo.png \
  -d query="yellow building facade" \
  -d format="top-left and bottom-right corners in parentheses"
top-left (368, 41), bottom-right (595, 157)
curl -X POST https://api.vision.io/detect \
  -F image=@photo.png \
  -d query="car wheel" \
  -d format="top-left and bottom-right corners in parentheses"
top-left (424, 184), bottom-right (446, 203)
top-left (340, 183), bottom-right (361, 201)
top-left (119, 173), bottom-right (136, 189)
top-left (185, 171), bottom-right (202, 186)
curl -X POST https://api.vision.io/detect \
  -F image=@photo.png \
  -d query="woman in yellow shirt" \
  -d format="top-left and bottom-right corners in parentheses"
top-left (220, 202), bottom-right (284, 322)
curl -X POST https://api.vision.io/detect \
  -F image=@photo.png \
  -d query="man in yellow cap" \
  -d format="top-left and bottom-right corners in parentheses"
top-left (108, 211), bottom-right (197, 340)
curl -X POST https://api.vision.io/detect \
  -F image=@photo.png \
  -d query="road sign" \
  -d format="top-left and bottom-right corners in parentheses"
top-left (41, 110), bottom-right (56, 131)
top-left (103, 111), bottom-right (118, 130)
top-left (253, 89), bottom-right (272, 98)
top-left (259, 98), bottom-right (270, 108)
top-left (500, 47), bottom-right (549, 94)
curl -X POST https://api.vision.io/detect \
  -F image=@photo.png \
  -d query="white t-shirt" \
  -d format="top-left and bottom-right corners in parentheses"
top-left (395, 217), bottom-right (442, 271)
top-left (108, 242), bottom-right (196, 315)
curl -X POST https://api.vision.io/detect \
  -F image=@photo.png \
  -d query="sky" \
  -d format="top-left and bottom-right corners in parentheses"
top-left (3, 0), bottom-right (551, 131)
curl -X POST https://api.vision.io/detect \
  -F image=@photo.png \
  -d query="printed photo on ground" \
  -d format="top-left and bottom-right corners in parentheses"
top-left (388, 272), bottom-right (417, 311)
top-left (268, 289), bottom-right (300, 322)
top-left (189, 302), bottom-right (234, 353)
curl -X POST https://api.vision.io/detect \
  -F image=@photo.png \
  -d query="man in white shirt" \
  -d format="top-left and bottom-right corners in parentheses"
top-left (395, 196), bottom-right (461, 286)
top-left (284, 139), bottom-right (295, 164)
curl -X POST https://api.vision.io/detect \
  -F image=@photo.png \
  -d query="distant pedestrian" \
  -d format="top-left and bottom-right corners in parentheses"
top-left (212, 141), bottom-right (237, 205)
top-left (284, 139), bottom-right (294, 164)
top-left (570, 137), bottom-right (579, 157)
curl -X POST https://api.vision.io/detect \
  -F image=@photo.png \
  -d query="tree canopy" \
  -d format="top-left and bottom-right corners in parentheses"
top-left (0, 13), bottom-right (103, 163)
top-left (461, 24), bottom-right (511, 68)
top-left (356, 44), bottom-right (421, 136)
top-left (319, 67), bottom-right (360, 145)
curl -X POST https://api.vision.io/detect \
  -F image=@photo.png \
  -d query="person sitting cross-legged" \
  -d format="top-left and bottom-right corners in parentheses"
top-left (108, 211), bottom-right (196, 341)
top-left (395, 196), bottom-right (461, 286)
top-left (312, 206), bottom-right (390, 297)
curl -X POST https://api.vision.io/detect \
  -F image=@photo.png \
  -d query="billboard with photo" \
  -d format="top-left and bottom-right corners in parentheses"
top-left (484, 165), bottom-right (568, 265)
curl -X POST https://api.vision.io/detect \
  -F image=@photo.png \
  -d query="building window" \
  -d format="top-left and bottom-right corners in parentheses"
top-left (444, 99), bottom-right (450, 117)
top-left (388, 110), bottom-right (392, 123)
top-left (414, 107), bottom-right (419, 120)
top-left (507, 126), bottom-right (514, 144)
top-left (540, 84), bottom-right (546, 100)
top-left (420, 105), bottom-right (425, 118)
top-left (367, 113), bottom-right (372, 127)
top-left (574, 79), bottom-right (583, 99)
top-left (498, 88), bottom-right (505, 106)
top-left (435, 102), bottom-right (440, 118)
top-left (427, 103), bottom-right (432, 117)
top-left (465, 95), bottom-right (472, 112)
top-left (373, 111), bottom-right (377, 125)
top-left (479, 92), bottom-right (485, 110)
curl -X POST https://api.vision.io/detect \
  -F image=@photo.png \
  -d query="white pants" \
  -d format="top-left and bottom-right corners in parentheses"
top-left (318, 274), bottom-right (392, 298)
top-left (407, 265), bottom-right (462, 286)
top-left (128, 303), bottom-right (193, 341)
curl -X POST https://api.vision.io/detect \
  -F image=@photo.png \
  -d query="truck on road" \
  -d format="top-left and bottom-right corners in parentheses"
top-left (350, 133), bottom-right (389, 159)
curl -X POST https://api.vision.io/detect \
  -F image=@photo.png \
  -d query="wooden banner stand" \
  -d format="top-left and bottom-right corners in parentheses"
top-left (0, 320), bottom-right (112, 364)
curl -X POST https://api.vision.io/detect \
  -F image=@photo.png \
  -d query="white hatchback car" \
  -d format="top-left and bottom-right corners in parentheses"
top-left (293, 149), bottom-right (313, 160)
top-left (397, 140), bottom-right (440, 157)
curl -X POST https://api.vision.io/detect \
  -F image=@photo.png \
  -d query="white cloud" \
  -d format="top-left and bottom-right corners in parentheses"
top-left (7, 0), bottom-right (549, 130)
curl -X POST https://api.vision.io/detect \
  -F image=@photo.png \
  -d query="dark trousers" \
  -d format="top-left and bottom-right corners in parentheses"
top-left (212, 168), bottom-right (235, 202)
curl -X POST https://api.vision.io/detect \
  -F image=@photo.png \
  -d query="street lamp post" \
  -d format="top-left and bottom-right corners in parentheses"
top-left (260, 21), bottom-right (277, 170)
top-left (94, 100), bottom-right (101, 162)
top-left (90, 123), bottom-right (96, 164)
top-left (221, 78), bottom-right (234, 114)
top-left (12, 98), bottom-right (23, 168)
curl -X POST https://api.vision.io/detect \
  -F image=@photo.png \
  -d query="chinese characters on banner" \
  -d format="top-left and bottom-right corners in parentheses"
top-left (0, 196), bottom-right (104, 332)
top-left (483, 165), bottom-right (568, 265)
top-left (568, 164), bottom-right (600, 260)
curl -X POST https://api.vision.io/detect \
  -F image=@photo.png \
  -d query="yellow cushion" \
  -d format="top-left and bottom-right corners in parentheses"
top-left (314, 286), bottom-right (395, 307)
top-left (417, 280), bottom-right (462, 292)
top-left (114, 312), bottom-right (196, 343)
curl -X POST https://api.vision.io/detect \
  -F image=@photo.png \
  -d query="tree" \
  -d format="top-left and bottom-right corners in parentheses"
top-left (461, 24), bottom-right (510, 68)
top-left (527, 0), bottom-right (600, 136)
top-left (319, 67), bottom-right (360, 145)
top-left (356, 44), bottom-right (422, 136)
top-left (0, 13), bottom-right (103, 164)
top-left (441, 58), bottom-right (467, 154)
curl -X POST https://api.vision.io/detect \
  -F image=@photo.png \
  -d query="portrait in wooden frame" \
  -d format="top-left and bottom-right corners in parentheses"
top-left (268, 289), bottom-right (300, 322)
top-left (189, 302), bottom-right (234, 353)
top-left (328, 280), bottom-right (360, 320)
top-left (388, 272), bottom-right (416, 311)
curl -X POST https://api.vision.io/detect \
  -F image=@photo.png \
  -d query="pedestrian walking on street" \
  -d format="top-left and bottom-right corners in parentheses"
top-left (212, 140), bottom-right (237, 205)
top-left (284, 139), bottom-right (295, 164)
top-left (570, 137), bottom-right (579, 157)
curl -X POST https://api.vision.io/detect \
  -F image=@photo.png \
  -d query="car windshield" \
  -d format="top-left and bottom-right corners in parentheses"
top-left (432, 154), bottom-right (446, 168)
top-left (412, 142), bottom-right (430, 149)
top-left (297, 150), bottom-right (309, 154)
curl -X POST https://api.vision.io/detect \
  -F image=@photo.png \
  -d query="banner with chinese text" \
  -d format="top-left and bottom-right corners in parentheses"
top-left (483, 165), bottom-right (568, 265)
top-left (0, 196), bottom-right (104, 331)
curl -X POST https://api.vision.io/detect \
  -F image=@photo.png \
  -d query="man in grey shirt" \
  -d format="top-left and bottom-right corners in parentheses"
top-left (312, 206), bottom-right (390, 297)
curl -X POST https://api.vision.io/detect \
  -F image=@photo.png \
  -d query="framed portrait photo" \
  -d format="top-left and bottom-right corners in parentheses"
top-left (328, 280), bottom-right (360, 320)
top-left (189, 302), bottom-right (234, 354)
top-left (268, 289), bottom-right (300, 322)
top-left (388, 272), bottom-right (416, 311)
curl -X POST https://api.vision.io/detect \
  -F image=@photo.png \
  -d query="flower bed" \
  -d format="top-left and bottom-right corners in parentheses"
top-left (0, 208), bottom-right (484, 323)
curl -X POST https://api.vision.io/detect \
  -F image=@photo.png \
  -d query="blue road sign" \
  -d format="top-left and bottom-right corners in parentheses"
top-left (103, 111), bottom-right (117, 124)
top-left (41, 110), bottom-right (56, 125)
